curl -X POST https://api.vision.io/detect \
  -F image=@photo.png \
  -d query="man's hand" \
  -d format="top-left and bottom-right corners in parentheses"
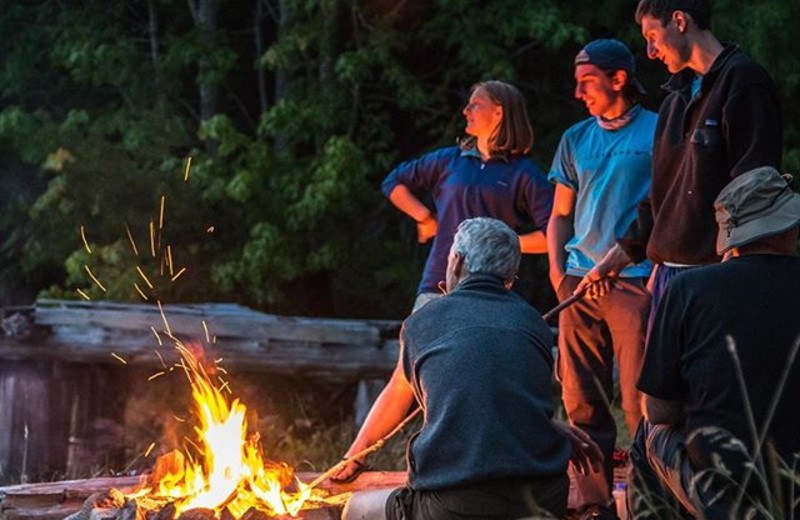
top-left (416, 215), bottom-right (437, 244)
top-left (552, 420), bottom-right (604, 476)
top-left (574, 244), bottom-right (631, 299)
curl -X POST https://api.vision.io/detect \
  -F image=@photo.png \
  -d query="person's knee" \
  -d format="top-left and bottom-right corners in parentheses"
top-left (342, 490), bottom-right (390, 520)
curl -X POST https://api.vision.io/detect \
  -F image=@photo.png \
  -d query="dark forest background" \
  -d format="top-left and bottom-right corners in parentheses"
top-left (2, 0), bottom-right (798, 319)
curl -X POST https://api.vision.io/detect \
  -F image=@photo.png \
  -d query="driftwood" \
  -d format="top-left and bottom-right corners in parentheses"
top-left (0, 301), bottom-right (401, 381)
top-left (0, 472), bottom-right (407, 520)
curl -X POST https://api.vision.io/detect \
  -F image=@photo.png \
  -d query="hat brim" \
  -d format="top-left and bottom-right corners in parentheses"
top-left (716, 193), bottom-right (800, 254)
top-left (631, 77), bottom-right (646, 95)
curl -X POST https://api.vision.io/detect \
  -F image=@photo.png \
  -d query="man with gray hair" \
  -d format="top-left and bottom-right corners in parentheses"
top-left (335, 217), bottom-right (603, 519)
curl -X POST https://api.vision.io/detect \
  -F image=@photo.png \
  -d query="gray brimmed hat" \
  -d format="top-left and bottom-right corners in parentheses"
top-left (714, 166), bottom-right (800, 254)
top-left (574, 39), bottom-right (646, 95)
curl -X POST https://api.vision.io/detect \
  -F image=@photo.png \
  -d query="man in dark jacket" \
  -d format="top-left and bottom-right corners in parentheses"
top-left (335, 217), bottom-right (603, 520)
top-left (575, 0), bottom-right (783, 325)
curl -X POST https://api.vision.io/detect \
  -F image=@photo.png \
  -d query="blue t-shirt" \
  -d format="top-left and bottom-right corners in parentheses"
top-left (382, 146), bottom-right (553, 294)
top-left (548, 107), bottom-right (657, 278)
top-left (401, 274), bottom-right (570, 490)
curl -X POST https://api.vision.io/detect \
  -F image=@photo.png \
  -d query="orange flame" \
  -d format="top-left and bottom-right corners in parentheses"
top-left (131, 342), bottom-right (323, 517)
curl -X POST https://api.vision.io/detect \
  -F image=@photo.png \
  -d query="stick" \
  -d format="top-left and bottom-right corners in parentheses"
top-left (542, 285), bottom-right (588, 322)
top-left (308, 407), bottom-right (423, 489)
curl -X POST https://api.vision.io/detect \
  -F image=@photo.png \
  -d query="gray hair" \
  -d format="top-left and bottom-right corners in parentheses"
top-left (450, 217), bottom-right (520, 282)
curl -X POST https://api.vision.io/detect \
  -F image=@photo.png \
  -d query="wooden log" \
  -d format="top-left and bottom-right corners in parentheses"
top-left (34, 301), bottom-right (401, 346)
top-left (0, 472), bottom-right (407, 520)
top-left (0, 337), bottom-right (399, 381)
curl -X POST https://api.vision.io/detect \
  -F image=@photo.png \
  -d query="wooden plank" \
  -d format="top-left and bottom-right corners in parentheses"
top-left (0, 337), bottom-right (399, 379)
top-left (0, 472), bottom-right (407, 520)
top-left (34, 303), bottom-right (398, 345)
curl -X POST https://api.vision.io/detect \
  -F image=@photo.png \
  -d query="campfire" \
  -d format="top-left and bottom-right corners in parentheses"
top-left (77, 341), bottom-right (334, 520)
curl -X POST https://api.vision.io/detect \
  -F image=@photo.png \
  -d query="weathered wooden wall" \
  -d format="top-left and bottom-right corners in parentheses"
top-left (0, 301), bottom-right (403, 486)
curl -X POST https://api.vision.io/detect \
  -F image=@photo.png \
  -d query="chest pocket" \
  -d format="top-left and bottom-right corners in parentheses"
top-left (690, 126), bottom-right (721, 147)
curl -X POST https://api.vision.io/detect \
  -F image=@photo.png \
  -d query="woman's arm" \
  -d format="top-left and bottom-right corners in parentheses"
top-left (388, 185), bottom-right (437, 243)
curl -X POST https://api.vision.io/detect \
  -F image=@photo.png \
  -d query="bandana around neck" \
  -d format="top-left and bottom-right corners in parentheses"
top-left (596, 103), bottom-right (641, 131)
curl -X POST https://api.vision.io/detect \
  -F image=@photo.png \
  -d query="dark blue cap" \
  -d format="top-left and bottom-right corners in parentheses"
top-left (574, 39), bottom-right (646, 94)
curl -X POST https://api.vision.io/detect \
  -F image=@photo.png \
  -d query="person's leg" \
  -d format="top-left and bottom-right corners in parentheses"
top-left (605, 277), bottom-right (650, 437)
top-left (645, 265), bottom-right (696, 344)
top-left (342, 488), bottom-right (397, 520)
top-left (557, 275), bottom-right (617, 511)
top-left (628, 419), bottom-right (698, 519)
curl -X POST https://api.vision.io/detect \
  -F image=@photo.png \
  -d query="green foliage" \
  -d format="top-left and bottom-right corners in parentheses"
top-left (1, 0), bottom-right (798, 316)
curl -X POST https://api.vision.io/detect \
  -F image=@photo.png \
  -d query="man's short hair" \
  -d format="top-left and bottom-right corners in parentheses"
top-left (451, 218), bottom-right (520, 282)
top-left (635, 0), bottom-right (712, 30)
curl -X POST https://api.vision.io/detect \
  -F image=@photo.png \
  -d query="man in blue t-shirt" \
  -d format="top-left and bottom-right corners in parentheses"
top-left (547, 39), bottom-right (656, 518)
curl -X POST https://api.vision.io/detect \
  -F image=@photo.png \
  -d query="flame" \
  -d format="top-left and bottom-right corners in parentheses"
top-left (131, 343), bottom-right (323, 518)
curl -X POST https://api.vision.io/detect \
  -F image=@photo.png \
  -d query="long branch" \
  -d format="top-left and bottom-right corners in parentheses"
top-left (307, 406), bottom-right (422, 489)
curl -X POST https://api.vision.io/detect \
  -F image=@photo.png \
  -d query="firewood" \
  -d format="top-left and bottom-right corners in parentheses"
top-left (116, 500), bottom-right (144, 520)
top-left (217, 507), bottom-right (234, 520)
top-left (146, 452), bottom-right (185, 490)
top-left (238, 508), bottom-right (269, 520)
top-left (149, 502), bottom-right (176, 520)
top-left (174, 509), bottom-right (215, 520)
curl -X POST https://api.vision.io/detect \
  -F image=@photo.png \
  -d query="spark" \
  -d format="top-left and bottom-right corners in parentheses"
top-left (206, 226), bottom-right (215, 233)
top-left (159, 196), bottom-right (166, 230)
top-left (157, 300), bottom-right (172, 336)
top-left (218, 377), bottom-right (231, 394)
top-left (173, 415), bottom-right (186, 423)
top-left (134, 283), bottom-right (149, 301)
top-left (215, 357), bottom-right (223, 364)
top-left (149, 220), bottom-right (156, 257)
top-left (111, 352), bottom-right (128, 365)
top-left (136, 266), bottom-right (154, 289)
top-left (184, 436), bottom-right (202, 455)
top-left (148, 371), bottom-right (165, 381)
top-left (76, 288), bottom-right (91, 301)
top-left (125, 224), bottom-right (139, 256)
top-left (202, 320), bottom-right (210, 343)
top-left (150, 326), bottom-right (163, 346)
top-left (153, 349), bottom-right (166, 369)
top-left (84, 265), bottom-right (107, 293)
top-left (183, 156), bottom-right (192, 182)
top-left (80, 226), bottom-right (92, 255)
top-left (217, 366), bottom-right (228, 375)
top-left (144, 442), bottom-right (156, 458)
top-left (171, 267), bottom-right (186, 282)
top-left (167, 245), bottom-right (174, 276)
top-left (212, 335), bottom-right (217, 344)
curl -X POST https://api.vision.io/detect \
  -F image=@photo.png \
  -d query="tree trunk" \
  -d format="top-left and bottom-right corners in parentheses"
top-left (274, 0), bottom-right (292, 154)
top-left (255, 0), bottom-right (268, 114)
top-left (189, 0), bottom-right (220, 152)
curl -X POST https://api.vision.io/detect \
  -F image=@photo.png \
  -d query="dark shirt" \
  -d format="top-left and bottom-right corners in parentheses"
top-left (619, 45), bottom-right (782, 265)
top-left (381, 146), bottom-right (553, 294)
top-left (637, 255), bottom-right (800, 461)
top-left (400, 274), bottom-right (570, 490)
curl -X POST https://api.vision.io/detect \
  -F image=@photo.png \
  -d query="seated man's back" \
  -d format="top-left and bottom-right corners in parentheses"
top-left (639, 254), bottom-right (800, 462)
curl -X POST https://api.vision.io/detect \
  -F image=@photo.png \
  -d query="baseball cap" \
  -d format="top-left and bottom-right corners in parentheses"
top-left (574, 39), bottom-right (647, 95)
top-left (714, 166), bottom-right (800, 254)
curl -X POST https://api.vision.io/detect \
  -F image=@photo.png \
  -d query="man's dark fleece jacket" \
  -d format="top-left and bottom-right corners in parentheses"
top-left (619, 45), bottom-right (782, 265)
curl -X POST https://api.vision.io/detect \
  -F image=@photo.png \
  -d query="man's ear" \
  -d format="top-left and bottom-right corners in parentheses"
top-left (452, 252), bottom-right (465, 278)
top-left (672, 10), bottom-right (689, 33)
top-left (612, 70), bottom-right (628, 92)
